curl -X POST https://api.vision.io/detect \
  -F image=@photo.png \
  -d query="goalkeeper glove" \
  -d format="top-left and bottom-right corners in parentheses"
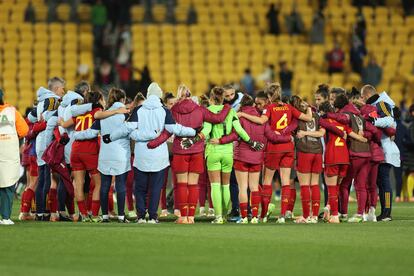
top-left (247, 140), bottom-right (264, 151)
top-left (180, 135), bottom-right (201, 149)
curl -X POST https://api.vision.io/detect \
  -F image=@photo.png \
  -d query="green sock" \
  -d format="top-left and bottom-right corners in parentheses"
top-left (221, 184), bottom-right (230, 216)
top-left (211, 183), bottom-right (222, 217)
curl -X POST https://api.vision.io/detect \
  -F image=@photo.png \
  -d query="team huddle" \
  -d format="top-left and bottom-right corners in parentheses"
top-left (18, 77), bottom-right (400, 224)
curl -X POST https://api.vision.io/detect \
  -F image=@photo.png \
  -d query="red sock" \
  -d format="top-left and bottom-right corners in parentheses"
top-left (176, 182), bottom-right (188, 216)
top-left (288, 188), bottom-right (296, 212)
top-left (300, 186), bottom-right (310, 218)
top-left (66, 196), bottom-right (75, 215)
top-left (91, 200), bottom-right (100, 216)
top-left (240, 202), bottom-right (248, 218)
top-left (261, 184), bottom-right (272, 218)
top-left (187, 185), bottom-right (199, 217)
top-left (21, 188), bottom-right (35, 213)
top-left (48, 188), bottom-right (58, 213)
top-left (281, 186), bottom-right (291, 216)
top-left (87, 179), bottom-right (95, 213)
top-left (250, 191), bottom-right (261, 218)
top-left (108, 186), bottom-right (114, 213)
top-left (328, 186), bottom-right (338, 216)
top-left (77, 200), bottom-right (88, 216)
top-left (311, 185), bottom-right (320, 217)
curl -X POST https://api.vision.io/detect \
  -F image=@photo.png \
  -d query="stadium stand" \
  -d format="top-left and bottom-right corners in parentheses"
top-left (0, 0), bottom-right (93, 113)
top-left (0, 0), bottom-right (412, 112)
top-left (130, 0), bottom-right (413, 102)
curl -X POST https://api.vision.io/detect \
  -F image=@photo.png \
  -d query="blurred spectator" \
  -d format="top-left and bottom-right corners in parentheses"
top-left (403, 105), bottom-right (414, 201)
top-left (115, 26), bottom-right (132, 92)
top-left (165, 0), bottom-right (176, 24)
top-left (92, 0), bottom-right (108, 49)
top-left (402, 0), bottom-right (414, 16)
top-left (136, 66), bottom-right (152, 96)
top-left (285, 6), bottom-right (304, 35)
top-left (279, 61), bottom-right (293, 97)
top-left (266, 3), bottom-right (280, 35)
top-left (115, 62), bottom-right (132, 93)
top-left (187, 4), bottom-right (197, 25)
top-left (353, 13), bottom-right (367, 47)
top-left (117, 25), bottom-right (132, 62)
top-left (350, 39), bottom-right (367, 74)
top-left (326, 43), bottom-right (345, 74)
top-left (240, 69), bottom-right (255, 97)
top-left (24, 1), bottom-right (36, 23)
top-left (258, 64), bottom-right (275, 83)
top-left (310, 10), bottom-right (325, 44)
top-left (362, 56), bottom-right (382, 86)
top-left (394, 107), bottom-right (409, 202)
top-left (76, 64), bottom-right (91, 83)
top-left (96, 60), bottom-right (115, 87)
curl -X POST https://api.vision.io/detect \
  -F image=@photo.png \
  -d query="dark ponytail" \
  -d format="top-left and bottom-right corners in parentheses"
top-left (315, 83), bottom-right (329, 99)
top-left (211, 86), bottom-right (225, 105)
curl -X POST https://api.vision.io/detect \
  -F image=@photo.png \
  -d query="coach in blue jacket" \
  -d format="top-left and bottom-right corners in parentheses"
top-left (107, 83), bottom-right (196, 223)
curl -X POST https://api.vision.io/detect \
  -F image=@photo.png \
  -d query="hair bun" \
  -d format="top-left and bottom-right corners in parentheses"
top-left (318, 83), bottom-right (329, 92)
top-left (212, 86), bottom-right (224, 96)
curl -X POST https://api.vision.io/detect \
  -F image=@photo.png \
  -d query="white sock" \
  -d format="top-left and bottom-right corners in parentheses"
top-left (118, 215), bottom-right (124, 220)
top-left (102, 215), bottom-right (109, 220)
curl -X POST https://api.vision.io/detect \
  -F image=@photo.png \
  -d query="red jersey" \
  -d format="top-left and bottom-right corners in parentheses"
top-left (262, 103), bottom-right (301, 152)
top-left (324, 118), bottom-right (351, 165)
top-left (72, 108), bottom-right (101, 155)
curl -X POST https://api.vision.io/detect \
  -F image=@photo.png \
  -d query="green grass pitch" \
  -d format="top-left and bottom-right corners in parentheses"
top-left (1, 200), bottom-right (414, 276)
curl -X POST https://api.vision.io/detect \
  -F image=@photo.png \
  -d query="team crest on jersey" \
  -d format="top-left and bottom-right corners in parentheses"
top-left (306, 119), bottom-right (316, 131)
top-left (306, 118), bottom-right (318, 142)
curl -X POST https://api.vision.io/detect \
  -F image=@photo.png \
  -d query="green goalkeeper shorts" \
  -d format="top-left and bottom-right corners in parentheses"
top-left (206, 152), bottom-right (233, 173)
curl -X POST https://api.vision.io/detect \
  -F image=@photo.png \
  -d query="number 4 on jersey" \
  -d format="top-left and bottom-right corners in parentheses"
top-left (276, 113), bottom-right (288, 129)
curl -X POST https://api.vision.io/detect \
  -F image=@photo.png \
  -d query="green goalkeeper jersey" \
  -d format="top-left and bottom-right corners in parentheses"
top-left (201, 105), bottom-right (250, 155)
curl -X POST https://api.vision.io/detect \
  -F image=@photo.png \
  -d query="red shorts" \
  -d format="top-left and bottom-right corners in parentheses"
top-left (70, 153), bottom-right (99, 174)
top-left (234, 160), bottom-right (262, 172)
top-left (30, 156), bottom-right (38, 177)
top-left (265, 152), bottom-right (294, 170)
top-left (324, 164), bottom-right (349, 178)
top-left (171, 152), bottom-right (204, 174)
top-left (296, 152), bottom-right (323, 174)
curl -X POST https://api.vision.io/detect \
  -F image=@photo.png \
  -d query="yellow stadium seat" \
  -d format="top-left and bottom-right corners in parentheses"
top-left (153, 4), bottom-right (166, 22)
top-left (34, 5), bottom-right (48, 21)
top-left (77, 4), bottom-right (91, 22)
top-left (56, 4), bottom-right (71, 22)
